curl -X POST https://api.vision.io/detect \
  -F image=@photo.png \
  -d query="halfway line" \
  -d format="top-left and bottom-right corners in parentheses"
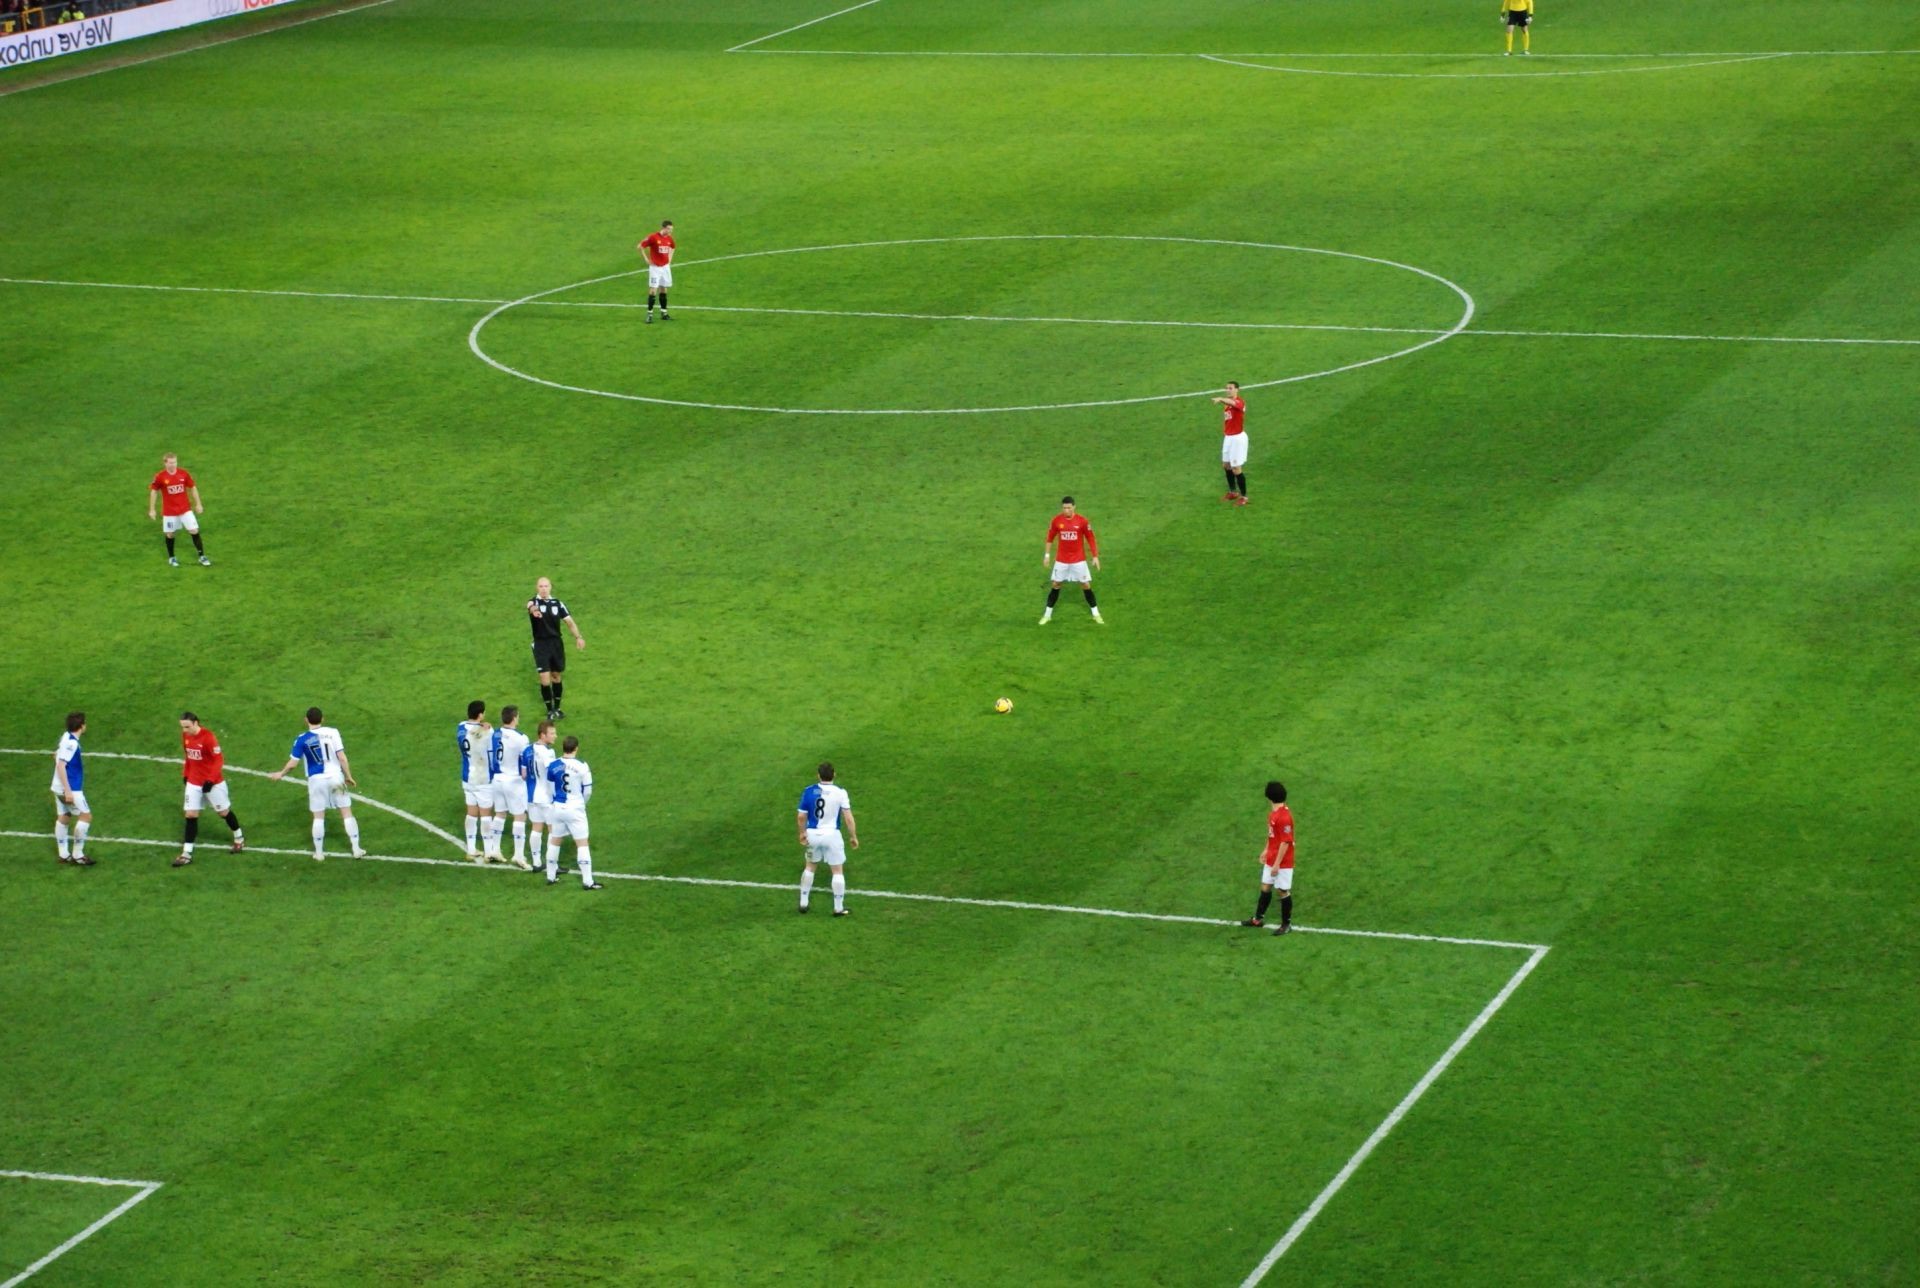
top-left (4, 274), bottom-right (1911, 348)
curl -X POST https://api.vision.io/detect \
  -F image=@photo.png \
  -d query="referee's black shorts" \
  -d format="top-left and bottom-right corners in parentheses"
top-left (1505, 10), bottom-right (1531, 26)
top-left (531, 638), bottom-right (566, 674)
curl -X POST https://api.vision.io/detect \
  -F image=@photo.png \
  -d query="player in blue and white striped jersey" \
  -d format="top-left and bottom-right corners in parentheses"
top-left (488, 706), bottom-right (534, 869)
top-left (267, 706), bottom-right (363, 861)
top-left (51, 711), bottom-right (94, 866)
top-left (796, 761), bottom-right (860, 916)
top-left (524, 720), bottom-right (559, 870)
top-left (543, 735), bottom-right (600, 889)
top-left (455, 700), bottom-right (496, 863)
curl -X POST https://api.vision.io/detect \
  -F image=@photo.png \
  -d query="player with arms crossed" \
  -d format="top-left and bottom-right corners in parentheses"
top-left (543, 735), bottom-right (601, 889)
top-left (51, 711), bottom-right (94, 866)
top-left (148, 452), bottom-right (211, 566)
top-left (1239, 781), bottom-right (1297, 934)
top-left (267, 707), bottom-right (365, 861)
top-left (637, 219), bottom-right (676, 322)
top-left (1211, 382), bottom-right (1249, 505)
top-left (1041, 495), bottom-right (1104, 625)
top-left (796, 761), bottom-right (859, 916)
top-left (489, 706), bottom-right (534, 869)
top-left (1501, 0), bottom-right (1533, 55)
top-left (456, 700), bottom-right (496, 863)
top-left (177, 712), bottom-right (244, 868)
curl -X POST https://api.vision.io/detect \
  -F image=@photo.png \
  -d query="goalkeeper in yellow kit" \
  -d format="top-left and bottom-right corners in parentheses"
top-left (1502, 0), bottom-right (1534, 55)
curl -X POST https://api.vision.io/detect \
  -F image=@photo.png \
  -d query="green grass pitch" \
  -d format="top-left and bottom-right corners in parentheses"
top-left (3, 0), bottom-right (1918, 1282)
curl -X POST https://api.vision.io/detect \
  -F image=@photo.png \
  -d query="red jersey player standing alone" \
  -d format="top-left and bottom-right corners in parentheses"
top-left (637, 219), bottom-right (676, 323)
top-left (148, 451), bottom-right (212, 566)
top-left (175, 711), bottom-right (245, 868)
top-left (1240, 781), bottom-right (1295, 933)
top-left (1041, 495), bottom-right (1104, 626)
top-left (1211, 382), bottom-right (1249, 505)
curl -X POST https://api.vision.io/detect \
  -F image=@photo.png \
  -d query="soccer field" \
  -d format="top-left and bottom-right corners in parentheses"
top-left (3, 0), bottom-right (1918, 1283)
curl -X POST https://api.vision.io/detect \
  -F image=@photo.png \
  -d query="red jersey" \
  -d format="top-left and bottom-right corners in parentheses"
top-left (182, 728), bottom-right (225, 785)
top-left (151, 469), bottom-right (195, 516)
top-left (1261, 803), bottom-right (1295, 870)
top-left (1222, 398), bottom-right (1246, 436)
top-left (1047, 514), bottom-right (1097, 564)
top-left (640, 232), bottom-right (675, 267)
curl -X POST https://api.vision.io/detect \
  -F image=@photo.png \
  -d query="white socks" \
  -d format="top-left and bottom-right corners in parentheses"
top-left (464, 815), bottom-right (479, 852)
top-left (311, 819), bottom-right (326, 857)
top-left (831, 872), bottom-right (847, 912)
top-left (576, 844), bottom-right (594, 887)
top-left (343, 817), bottom-right (361, 852)
top-left (73, 820), bottom-right (88, 853)
top-left (511, 819), bottom-right (527, 861)
top-left (545, 837), bottom-right (560, 880)
top-left (483, 816), bottom-right (502, 859)
top-left (799, 868), bottom-right (815, 908)
top-left (55, 821), bottom-right (70, 857)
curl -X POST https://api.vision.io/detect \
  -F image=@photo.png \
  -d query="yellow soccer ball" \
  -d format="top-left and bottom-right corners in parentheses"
top-left (994, 697), bottom-right (1014, 714)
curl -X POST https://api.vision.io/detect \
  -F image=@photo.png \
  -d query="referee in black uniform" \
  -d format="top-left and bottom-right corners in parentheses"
top-left (528, 576), bottom-right (587, 720)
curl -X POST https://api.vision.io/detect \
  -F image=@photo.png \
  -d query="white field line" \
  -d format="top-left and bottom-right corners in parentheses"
top-left (726, 0), bottom-right (885, 54)
top-left (0, 747), bottom-right (464, 851)
top-left (0, 828), bottom-right (1548, 952)
top-left (736, 46), bottom-right (1920, 59)
top-left (0, 1171), bottom-right (162, 1288)
top-left (1240, 944), bottom-right (1553, 1285)
top-left (0, 0), bottom-right (402, 99)
top-left (4, 272), bottom-right (1916, 349)
top-left (1199, 50), bottom-right (1793, 79)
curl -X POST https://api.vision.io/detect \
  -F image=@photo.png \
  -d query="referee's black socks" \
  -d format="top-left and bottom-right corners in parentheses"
top-left (540, 683), bottom-right (555, 712)
top-left (552, 681), bottom-right (564, 709)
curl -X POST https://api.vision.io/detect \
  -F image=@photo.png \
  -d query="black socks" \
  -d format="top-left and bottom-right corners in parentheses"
top-left (647, 292), bottom-right (657, 312)
top-left (1255, 889), bottom-right (1273, 919)
top-left (659, 290), bottom-right (669, 312)
top-left (189, 532), bottom-right (206, 553)
top-left (1280, 895), bottom-right (1292, 928)
top-left (223, 810), bottom-right (242, 834)
top-left (540, 683), bottom-right (554, 712)
top-left (1083, 588), bottom-right (1098, 608)
top-left (1045, 588), bottom-right (1061, 608)
top-left (165, 535), bottom-right (176, 557)
top-left (552, 681), bottom-right (564, 709)
top-left (1236, 472), bottom-right (1248, 497)
top-left (183, 817), bottom-right (199, 845)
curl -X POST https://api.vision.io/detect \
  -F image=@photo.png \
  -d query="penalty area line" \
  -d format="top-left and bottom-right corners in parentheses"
top-left (0, 1172), bottom-right (162, 1288)
top-left (0, 825), bottom-right (1548, 952)
top-left (726, 0), bottom-right (886, 53)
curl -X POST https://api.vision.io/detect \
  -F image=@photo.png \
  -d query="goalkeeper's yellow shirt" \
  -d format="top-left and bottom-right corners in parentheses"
top-left (1503, 0), bottom-right (1534, 12)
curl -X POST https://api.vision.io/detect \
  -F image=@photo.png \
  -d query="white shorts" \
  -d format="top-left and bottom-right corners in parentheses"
top-left (1050, 560), bottom-right (1091, 584)
top-left (52, 790), bottom-right (91, 816)
top-left (306, 774), bottom-right (351, 812)
top-left (648, 264), bottom-right (673, 290)
top-left (528, 799), bottom-right (553, 827)
top-left (1260, 862), bottom-right (1294, 892)
top-left (1222, 433), bottom-right (1249, 468)
top-left (547, 806), bottom-right (589, 840)
top-left (161, 511), bottom-right (200, 535)
top-left (490, 777), bottom-right (527, 817)
top-left (462, 782), bottom-right (494, 810)
top-left (805, 829), bottom-right (847, 867)
top-left (184, 780), bottom-right (232, 814)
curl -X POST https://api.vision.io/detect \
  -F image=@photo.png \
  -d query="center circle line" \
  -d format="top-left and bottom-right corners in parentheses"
top-left (467, 234), bottom-right (1475, 416)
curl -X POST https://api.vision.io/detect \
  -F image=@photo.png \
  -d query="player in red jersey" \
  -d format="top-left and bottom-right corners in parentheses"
top-left (636, 219), bottom-right (676, 323)
top-left (147, 452), bottom-right (211, 566)
top-left (1041, 495), bottom-right (1104, 626)
top-left (175, 712), bottom-right (245, 867)
top-left (1240, 781), bottom-right (1296, 933)
top-left (1211, 382), bottom-right (1248, 505)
